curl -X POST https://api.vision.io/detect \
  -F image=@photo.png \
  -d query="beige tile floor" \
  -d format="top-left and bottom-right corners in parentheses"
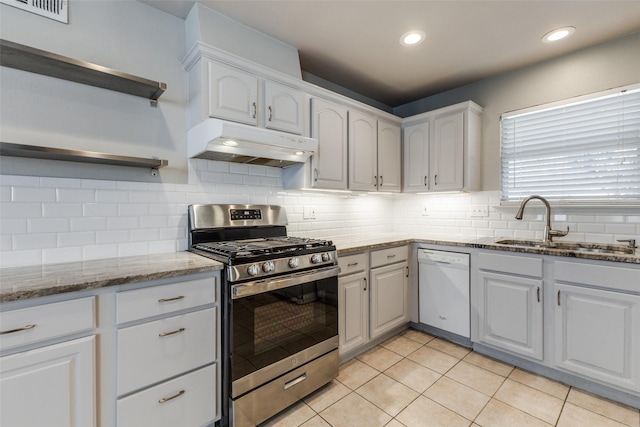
top-left (262, 329), bottom-right (640, 427)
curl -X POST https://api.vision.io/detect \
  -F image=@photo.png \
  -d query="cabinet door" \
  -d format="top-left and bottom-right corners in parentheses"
top-left (403, 121), bottom-right (430, 192)
top-left (431, 111), bottom-right (464, 191)
top-left (370, 262), bottom-right (409, 339)
top-left (310, 98), bottom-right (348, 190)
top-left (264, 81), bottom-right (304, 134)
top-left (338, 272), bottom-right (368, 355)
top-left (0, 336), bottom-right (96, 427)
top-left (477, 270), bottom-right (543, 360)
top-left (348, 110), bottom-right (377, 191)
top-left (555, 284), bottom-right (640, 391)
top-left (377, 120), bottom-right (402, 192)
top-left (207, 61), bottom-right (258, 126)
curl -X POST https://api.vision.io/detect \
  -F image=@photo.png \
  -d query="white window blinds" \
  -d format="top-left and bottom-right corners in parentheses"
top-left (500, 85), bottom-right (640, 204)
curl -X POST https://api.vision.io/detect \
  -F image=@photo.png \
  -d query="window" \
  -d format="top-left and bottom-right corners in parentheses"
top-left (500, 84), bottom-right (640, 204)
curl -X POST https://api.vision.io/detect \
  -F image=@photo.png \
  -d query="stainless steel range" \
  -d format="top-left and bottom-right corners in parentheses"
top-left (188, 204), bottom-right (339, 427)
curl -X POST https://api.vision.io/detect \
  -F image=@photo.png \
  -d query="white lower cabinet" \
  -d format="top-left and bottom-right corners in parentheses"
top-left (554, 261), bottom-right (640, 392)
top-left (0, 336), bottom-right (96, 427)
top-left (0, 296), bottom-right (97, 427)
top-left (116, 275), bottom-right (220, 426)
top-left (370, 246), bottom-right (409, 340)
top-left (476, 252), bottom-right (543, 360)
top-left (338, 253), bottom-right (368, 355)
top-left (117, 364), bottom-right (217, 427)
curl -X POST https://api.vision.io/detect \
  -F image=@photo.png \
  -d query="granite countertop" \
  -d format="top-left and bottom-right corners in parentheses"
top-left (0, 252), bottom-right (223, 303)
top-left (331, 233), bottom-right (640, 265)
top-left (2, 234), bottom-right (638, 303)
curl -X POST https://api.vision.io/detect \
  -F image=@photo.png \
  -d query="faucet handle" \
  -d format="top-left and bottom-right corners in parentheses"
top-left (548, 227), bottom-right (569, 238)
top-left (617, 239), bottom-right (637, 249)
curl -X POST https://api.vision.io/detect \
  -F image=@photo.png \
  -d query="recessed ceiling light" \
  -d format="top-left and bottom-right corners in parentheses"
top-left (222, 140), bottom-right (238, 146)
top-left (542, 26), bottom-right (575, 43)
top-left (400, 30), bottom-right (426, 46)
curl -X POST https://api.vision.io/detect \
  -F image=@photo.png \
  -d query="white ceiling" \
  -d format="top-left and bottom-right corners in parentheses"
top-left (140, 0), bottom-right (640, 107)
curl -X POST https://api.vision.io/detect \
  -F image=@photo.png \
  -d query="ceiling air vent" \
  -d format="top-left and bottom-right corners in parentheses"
top-left (0, 0), bottom-right (68, 23)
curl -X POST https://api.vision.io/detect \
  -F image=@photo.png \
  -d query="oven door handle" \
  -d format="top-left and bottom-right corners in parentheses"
top-left (231, 265), bottom-right (340, 299)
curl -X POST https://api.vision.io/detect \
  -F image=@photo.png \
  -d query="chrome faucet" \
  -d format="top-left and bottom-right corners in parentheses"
top-left (515, 195), bottom-right (569, 243)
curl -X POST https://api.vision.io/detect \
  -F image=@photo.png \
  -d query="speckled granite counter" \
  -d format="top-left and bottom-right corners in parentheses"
top-left (330, 233), bottom-right (640, 265)
top-left (0, 252), bottom-right (223, 303)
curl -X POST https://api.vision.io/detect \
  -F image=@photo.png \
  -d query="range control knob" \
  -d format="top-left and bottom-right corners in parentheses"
top-left (262, 261), bottom-right (275, 273)
top-left (247, 264), bottom-right (260, 276)
top-left (310, 254), bottom-right (322, 264)
top-left (321, 252), bottom-right (331, 262)
top-left (288, 257), bottom-right (300, 268)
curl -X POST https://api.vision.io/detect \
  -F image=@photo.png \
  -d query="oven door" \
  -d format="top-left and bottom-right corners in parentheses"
top-left (229, 265), bottom-right (339, 399)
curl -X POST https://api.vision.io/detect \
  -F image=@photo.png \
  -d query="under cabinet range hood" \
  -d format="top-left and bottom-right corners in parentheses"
top-left (188, 119), bottom-right (318, 167)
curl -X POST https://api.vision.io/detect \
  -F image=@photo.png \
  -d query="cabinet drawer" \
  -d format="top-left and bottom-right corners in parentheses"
top-left (478, 252), bottom-right (543, 278)
top-left (0, 297), bottom-right (95, 351)
top-left (338, 253), bottom-right (367, 276)
top-left (555, 261), bottom-right (640, 293)
top-left (117, 277), bottom-right (216, 324)
top-left (370, 246), bottom-right (408, 268)
top-left (117, 364), bottom-right (217, 427)
top-left (117, 308), bottom-right (216, 395)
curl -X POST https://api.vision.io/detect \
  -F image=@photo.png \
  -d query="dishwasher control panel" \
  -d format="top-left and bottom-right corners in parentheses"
top-left (418, 249), bottom-right (469, 266)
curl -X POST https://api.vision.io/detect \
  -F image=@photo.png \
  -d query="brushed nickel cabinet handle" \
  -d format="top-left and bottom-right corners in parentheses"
top-left (434, 174), bottom-right (438, 185)
top-left (424, 176), bottom-right (428, 186)
top-left (0, 324), bottom-right (36, 335)
top-left (313, 168), bottom-right (318, 182)
top-left (557, 291), bottom-right (561, 306)
top-left (268, 106), bottom-right (273, 121)
top-left (158, 296), bottom-right (184, 303)
top-left (387, 254), bottom-right (396, 259)
top-left (406, 266), bottom-right (409, 277)
top-left (252, 102), bottom-right (257, 118)
top-left (379, 175), bottom-right (383, 186)
top-left (159, 327), bottom-right (185, 337)
top-left (374, 176), bottom-right (378, 188)
top-left (159, 389), bottom-right (185, 403)
top-left (347, 262), bottom-right (359, 267)
top-left (537, 287), bottom-right (540, 303)
top-left (363, 277), bottom-right (367, 291)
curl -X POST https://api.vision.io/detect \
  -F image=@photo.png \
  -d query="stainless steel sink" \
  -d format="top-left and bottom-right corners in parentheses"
top-left (494, 239), bottom-right (636, 255)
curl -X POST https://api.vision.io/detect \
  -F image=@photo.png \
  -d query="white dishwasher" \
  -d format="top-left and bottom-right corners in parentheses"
top-left (418, 249), bottom-right (470, 338)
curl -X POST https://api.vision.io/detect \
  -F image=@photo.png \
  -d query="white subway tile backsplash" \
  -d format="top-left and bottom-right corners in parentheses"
top-left (28, 218), bottom-right (70, 233)
top-left (1, 219), bottom-right (28, 235)
top-left (71, 217), bottom-right (107, 232)
top-left (0, 202), bottom-right (42, 218)
top-left (12, 187), bottom-right (56, 203)
top-left (2, 158), bottom-right (638, 268)
top-left (57, 231), bottom-right (95, 247)
top-left (42, 203), bottom-right (83, 218)
top-left (56, 188), bottom-right (96, 203)
top-left (96, 230), bottom-right (130, 244)
top-left (107, 216), bottom-right (139, 230)
top-left (13, 233), bottom-right (57, 250)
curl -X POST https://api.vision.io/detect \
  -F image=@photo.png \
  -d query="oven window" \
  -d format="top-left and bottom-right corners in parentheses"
top-left (232, 276), bottom-right (338, 382)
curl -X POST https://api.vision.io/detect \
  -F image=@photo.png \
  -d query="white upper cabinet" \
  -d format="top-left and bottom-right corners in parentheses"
top-left (402, 101), bottom-right (483, 193)
top-left (205, 60), bottom-right (303, 134)
top-left (402, 121), bottom-right (430, 192)
top-left (263, 80), bottom-right (304, 134)
top-left (310, 98), bottom-right (348, 190)
top-left (349, 110), bottom-right (378, 191)
top-left (377, 120), bottom-right (402, 192)
top-left (349, 111), bottom-right (401, 192)
top-left (431, 111), bottom-right (464, 191)
top-left (207, 61), bottom-right (259, 126)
